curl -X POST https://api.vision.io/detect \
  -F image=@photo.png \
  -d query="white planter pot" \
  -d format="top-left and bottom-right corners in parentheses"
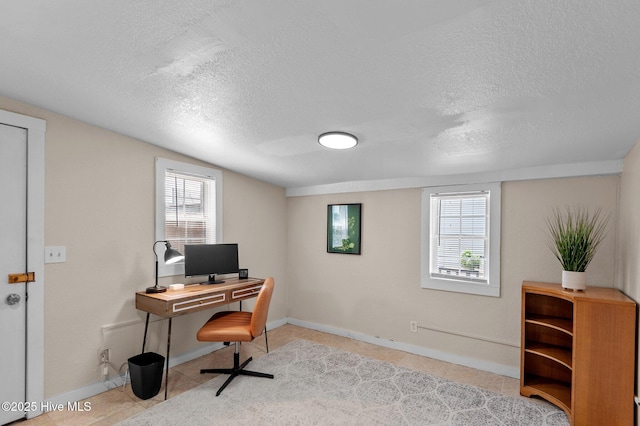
top-left (562, 270), bottom-right (586, 291)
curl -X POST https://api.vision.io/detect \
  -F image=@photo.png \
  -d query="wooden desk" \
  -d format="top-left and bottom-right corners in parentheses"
top-left (135, 277), bottom-right (265, 399)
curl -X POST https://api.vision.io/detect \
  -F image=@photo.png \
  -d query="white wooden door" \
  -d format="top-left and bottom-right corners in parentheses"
top-left (0, 110), bottom-right (45, 423)
top-left (0, 123), bottom-right (28, 424)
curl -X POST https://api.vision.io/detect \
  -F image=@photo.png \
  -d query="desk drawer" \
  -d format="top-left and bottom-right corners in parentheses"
top-left (172, 292), bottom-right (226, 314)
top-left (231, 284), bottom-right (262, 301)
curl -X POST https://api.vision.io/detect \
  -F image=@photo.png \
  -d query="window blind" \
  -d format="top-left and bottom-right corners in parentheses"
top-left (165, 170), bottom-right (216, 254)
top-left (430, 191), bottom-right (489, 284)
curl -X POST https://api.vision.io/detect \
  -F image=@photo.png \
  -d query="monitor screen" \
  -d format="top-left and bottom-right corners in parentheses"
top-left (184, 243), bottom-right (239, 284)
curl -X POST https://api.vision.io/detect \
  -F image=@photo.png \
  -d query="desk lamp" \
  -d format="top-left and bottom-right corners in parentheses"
top-left (147, 240), bottom-right (184, 293)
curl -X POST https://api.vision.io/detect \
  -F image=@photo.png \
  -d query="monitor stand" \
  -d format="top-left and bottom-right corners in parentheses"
top-left (202, 274), bottom-right (225, 284)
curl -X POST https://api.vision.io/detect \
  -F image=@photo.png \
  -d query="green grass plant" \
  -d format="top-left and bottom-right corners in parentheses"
top-left (546, 206), bottom-right (610, 272)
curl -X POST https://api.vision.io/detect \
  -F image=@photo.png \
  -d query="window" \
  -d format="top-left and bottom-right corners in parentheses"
top-left (155, 158), bottom-right (222, 277)
top-left (421, 182), bottom-right (501, 297)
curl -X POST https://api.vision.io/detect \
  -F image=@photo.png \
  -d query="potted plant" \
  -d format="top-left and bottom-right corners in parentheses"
top-left (546, 206), bottom-right (610, 290)
top-left (460, 250), bottom-right (481, 270)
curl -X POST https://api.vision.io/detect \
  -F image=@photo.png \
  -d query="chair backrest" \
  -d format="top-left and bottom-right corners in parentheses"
top-left (250, 277), bottom-right (274, 338)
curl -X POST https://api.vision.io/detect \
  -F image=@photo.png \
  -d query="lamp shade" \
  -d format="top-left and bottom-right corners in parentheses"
top-left (164, 243), bottom-right (184, 264)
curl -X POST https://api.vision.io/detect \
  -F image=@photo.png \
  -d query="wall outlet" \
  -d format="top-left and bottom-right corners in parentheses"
top-left (100, 348), bottom-right (110, 364)
top-left (410, 321), bottom-right (418, 333)
top-left (99, 348), bottom-right (110, 379)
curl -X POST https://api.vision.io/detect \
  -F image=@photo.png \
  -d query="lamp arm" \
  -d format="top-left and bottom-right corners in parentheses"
top-left (152, 240), bottom-right (164, 262)
top-left (152, 240), bottom-right (166, 290)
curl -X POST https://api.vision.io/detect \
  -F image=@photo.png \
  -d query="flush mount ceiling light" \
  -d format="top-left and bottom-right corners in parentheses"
top-left (318, 131), bottom-right (358, 150)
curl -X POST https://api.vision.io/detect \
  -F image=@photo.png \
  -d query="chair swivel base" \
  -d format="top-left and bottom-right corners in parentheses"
top-left (201, 351), bottom-right (274, 396)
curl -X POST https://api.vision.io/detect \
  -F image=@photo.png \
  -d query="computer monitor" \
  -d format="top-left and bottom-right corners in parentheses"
top-left (184, 243), bottom-right (239, 284)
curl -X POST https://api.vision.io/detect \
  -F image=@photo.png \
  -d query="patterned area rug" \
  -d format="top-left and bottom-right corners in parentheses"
top-left (118, 339), bottom-right (568, 425)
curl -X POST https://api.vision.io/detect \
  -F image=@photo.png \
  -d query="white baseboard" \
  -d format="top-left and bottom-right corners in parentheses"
top-left (46, 316), bottom-right (517, 408)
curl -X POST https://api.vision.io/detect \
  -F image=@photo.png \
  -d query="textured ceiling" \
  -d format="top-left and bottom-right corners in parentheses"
top-left (2, 1), bottom-right (640, 191)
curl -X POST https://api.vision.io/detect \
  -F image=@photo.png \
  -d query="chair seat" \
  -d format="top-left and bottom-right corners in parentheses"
top-left (197, 311), bottom-right (254, 342)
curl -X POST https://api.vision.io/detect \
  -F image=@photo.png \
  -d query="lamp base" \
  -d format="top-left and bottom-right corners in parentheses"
top-left (146, 285), bottom-right (167, 294)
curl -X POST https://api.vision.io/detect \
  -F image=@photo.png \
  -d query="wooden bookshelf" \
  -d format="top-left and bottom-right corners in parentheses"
top-left (520, 281), bottom-right (636, 425)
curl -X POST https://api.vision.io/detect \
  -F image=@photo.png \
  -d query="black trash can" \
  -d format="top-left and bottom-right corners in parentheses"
top-left (128, 352), bottom-right (165, 400)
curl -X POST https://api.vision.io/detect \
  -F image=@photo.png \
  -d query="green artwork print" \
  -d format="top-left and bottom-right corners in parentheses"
top-left (327, 204), bottom-right (361, 254)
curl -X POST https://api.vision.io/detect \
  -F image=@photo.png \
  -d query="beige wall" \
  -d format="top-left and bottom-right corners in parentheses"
top-left (287, 175), bottom-right (619, 371)
top-left (619, 138), bottom-right (640, 416)
top-left (0, 96), bottom-right (288, 398)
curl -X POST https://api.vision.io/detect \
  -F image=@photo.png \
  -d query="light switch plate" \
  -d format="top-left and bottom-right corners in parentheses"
top-left (45, 246), bottom-right (66, 263)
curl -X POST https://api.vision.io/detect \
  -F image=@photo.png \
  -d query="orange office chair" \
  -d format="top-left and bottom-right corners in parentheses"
top-left (197, 277), bottom-right (275, 396)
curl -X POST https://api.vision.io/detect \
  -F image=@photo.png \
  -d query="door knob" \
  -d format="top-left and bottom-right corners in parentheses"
top-left (5, 294), bottom-right (20, 305)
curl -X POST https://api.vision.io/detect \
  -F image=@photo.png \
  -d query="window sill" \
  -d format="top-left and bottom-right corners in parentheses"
top-left (421, 276), bottom-right (500, 297)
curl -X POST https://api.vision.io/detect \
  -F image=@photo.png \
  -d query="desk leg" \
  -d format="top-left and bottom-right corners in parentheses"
top-left (142, 313), bottom-right (150, 353)
top-left (164, 317), bottom-right (172, 400)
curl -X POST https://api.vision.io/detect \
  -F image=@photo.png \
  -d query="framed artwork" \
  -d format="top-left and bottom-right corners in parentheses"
top-left (327, 203), bottom-right (362, 254)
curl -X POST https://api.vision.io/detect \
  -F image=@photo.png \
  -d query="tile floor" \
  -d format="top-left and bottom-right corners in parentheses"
top-left (16, 324), bottom-right (523, 425)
